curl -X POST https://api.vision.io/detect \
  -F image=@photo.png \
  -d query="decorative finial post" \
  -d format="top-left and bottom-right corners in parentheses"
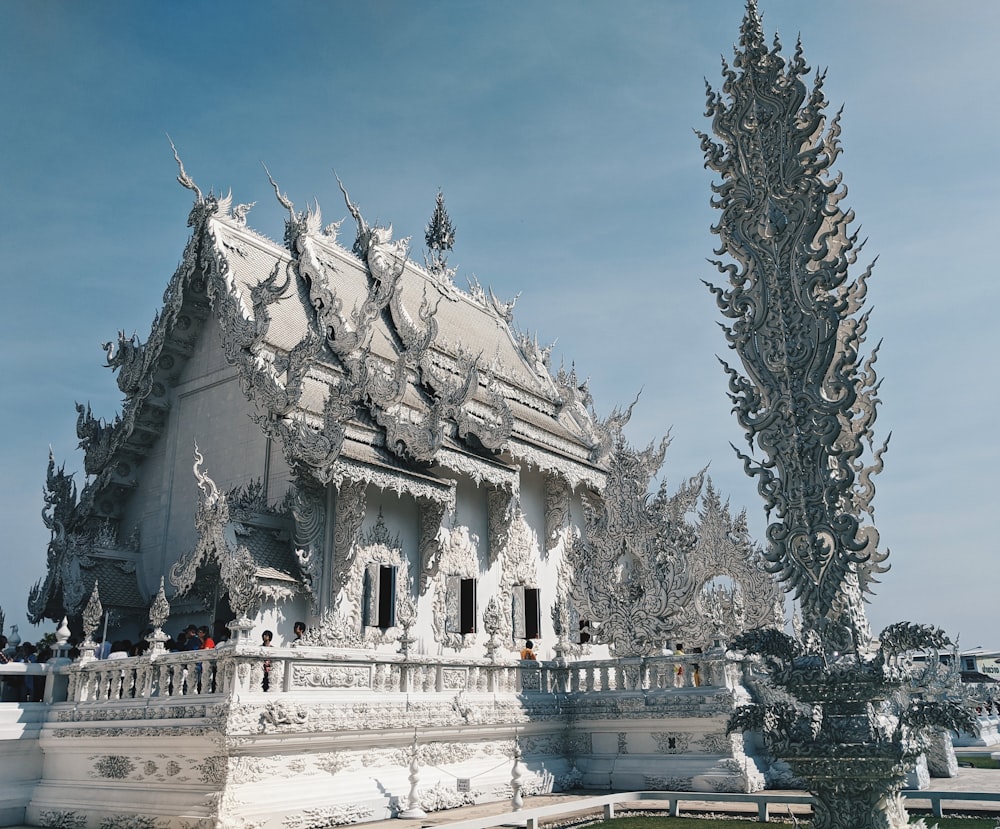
top-left (397, 729), bottom-right (427, 820)
top-left (704, 6), bottom-right (977, 828)
top-left (42, 616), bottom-right (73, 705)
top-left (79, 581), bottom-right (103, 662)
top-left (510, 736), bottom-right (525, 816)
top-left (42, 617), bottom-right (74, 704)
top-left (55, 617), bottom-right (71, 651)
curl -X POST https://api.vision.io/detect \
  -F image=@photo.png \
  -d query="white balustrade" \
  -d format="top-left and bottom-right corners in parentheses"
top-left (4, 646), bottom-right (745, 710)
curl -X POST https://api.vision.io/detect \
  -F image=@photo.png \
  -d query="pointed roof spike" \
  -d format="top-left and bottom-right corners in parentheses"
top-left (167, 134), bottom-right (202, 203)
top-left (334, 171), bottom-right (375, 259)
top-left (262, 162), bottom-right (294, 217)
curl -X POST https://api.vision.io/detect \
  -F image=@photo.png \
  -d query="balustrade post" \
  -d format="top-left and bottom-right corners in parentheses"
top-left (272, 656), bottom-right (287, 693)
top-left (159, 662), bottom-right (172, 697)
top-left (65, 669), bottom-right (79, 702)
top-left (43, 618), bottom-right (73, 704)
top-left (651, 661), bottom-right (665, 690)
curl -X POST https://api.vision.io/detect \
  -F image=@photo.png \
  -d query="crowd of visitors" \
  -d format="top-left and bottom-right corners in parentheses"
top-left (2, 619), bottom-right (309, 701)
top-left (163, 623), bottom-right (224, 653)
top-left (1, 634), bottom-right (46, 702)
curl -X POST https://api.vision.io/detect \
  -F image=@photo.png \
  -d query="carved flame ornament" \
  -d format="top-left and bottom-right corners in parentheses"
top-left (705, 5), bottom-right (976, 829)
top-left (700, 0), bottom-right (887, 653)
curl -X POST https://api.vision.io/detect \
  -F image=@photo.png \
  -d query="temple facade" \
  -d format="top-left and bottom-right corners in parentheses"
top-left (11, 160), bottom-right (785, 828)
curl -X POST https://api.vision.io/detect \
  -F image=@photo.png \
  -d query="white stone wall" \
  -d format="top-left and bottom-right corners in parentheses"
top-left (0, 703), bottom-right (44, 826)
top-left (122, 314), bottom-right (270, 606)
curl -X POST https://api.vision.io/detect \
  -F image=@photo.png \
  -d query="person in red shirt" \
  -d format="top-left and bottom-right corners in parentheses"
top-left (197, 625), bottom-right (215, 649)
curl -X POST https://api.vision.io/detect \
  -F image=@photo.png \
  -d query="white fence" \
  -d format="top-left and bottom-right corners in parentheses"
top-left (2, 647), bottom-right (740, 707)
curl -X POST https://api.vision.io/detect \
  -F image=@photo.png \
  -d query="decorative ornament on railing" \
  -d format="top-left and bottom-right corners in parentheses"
top-left (482, 596), bottom-right (503, 663)
top-left (79, 580), bottom-right (103, 661)
top-left (704, 4), bottom-right (976, 828)
top-left (146, 577), bottom-right (171, 653)
top-left (396, 591), bottom-right (417, 657)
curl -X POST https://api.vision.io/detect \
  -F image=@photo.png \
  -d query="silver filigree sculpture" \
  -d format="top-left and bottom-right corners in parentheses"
top-left (703, 4), bottom-right (975, 828)
top-left (423, 189), bottom-right (457, 281)
top-left (563, 431), bottom-right (699, 656)
top-left (79, 580), bottom-right (103, 662)
top-left (482, 596), bottom-right (503, 663)
top-left (146, 577), bottom-right (171, 653)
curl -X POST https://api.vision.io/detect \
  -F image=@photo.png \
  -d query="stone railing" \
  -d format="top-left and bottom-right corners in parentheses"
top-left (67, 648), bottom-right (227, 703)
top-left (546, 652), bottom-right (737, 693)
top-left (13, 647), bottom-right (742, 707)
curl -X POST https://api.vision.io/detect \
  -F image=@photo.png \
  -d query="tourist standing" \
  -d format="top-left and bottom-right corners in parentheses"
top-left (184, 625), bottom-right (202, 650)
top-left (261, 630), bottom-right (273, 691)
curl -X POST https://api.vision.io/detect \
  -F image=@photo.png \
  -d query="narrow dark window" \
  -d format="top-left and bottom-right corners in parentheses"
top-left (446, 576), bottom-right (477, 635)
top-left (459, 578), bottom-right (476, 634)
top-left (512, 585), bottom-right (540, 640)
top-left (524, 587), bottom-right (541, 640)
top-left (377, 565), bottom-right (396, 628)
top-left (364, 563), bottom-right (397, 629)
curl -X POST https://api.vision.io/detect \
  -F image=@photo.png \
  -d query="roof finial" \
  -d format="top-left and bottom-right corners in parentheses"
top-left (166, 134), bottom-right (202, 203)
top-left (262, 162), bottom-right (295, 218)
top-left (424, 190), bottom-right (456, 278)
top-left (334, 171), bottom-right (372, 258)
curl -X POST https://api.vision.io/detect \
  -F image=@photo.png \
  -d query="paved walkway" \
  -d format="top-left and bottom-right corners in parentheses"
top-left (360, 748), bottom-right (1000, 828)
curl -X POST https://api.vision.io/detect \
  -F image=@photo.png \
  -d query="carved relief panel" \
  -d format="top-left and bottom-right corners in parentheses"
top-left (291, 479), bottom-right (326, 610)
top-left (544, 472), bottom-right (571, 554)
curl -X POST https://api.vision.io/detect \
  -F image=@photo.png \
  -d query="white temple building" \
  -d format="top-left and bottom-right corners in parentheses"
top-left (4, 160), bottom-right (787, 829)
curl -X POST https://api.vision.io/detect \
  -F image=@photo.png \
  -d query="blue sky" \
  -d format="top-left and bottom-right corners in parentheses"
top-left (2, 1), bottom-right (997, 648)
